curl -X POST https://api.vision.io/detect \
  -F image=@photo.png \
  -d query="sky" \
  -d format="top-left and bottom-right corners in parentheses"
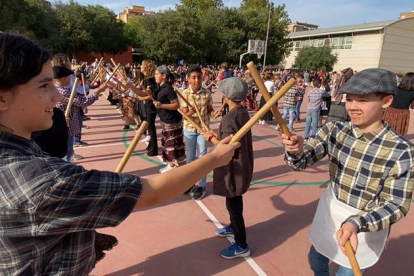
top-left (68, 0), bottom-right (414, 28)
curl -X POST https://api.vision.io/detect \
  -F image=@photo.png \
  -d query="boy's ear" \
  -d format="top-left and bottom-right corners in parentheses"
top-left (382, 95), bottom-right (394, 109)
top-left (0, 91), bottom-right (14, 112)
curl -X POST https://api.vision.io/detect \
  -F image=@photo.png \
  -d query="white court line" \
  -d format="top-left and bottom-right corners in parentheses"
top-left (75, 142), bottom-right (125, 150)
top-left (195, 200), bottom-right (267, 276)
top-left (104, 92), bottom-right (267, 276)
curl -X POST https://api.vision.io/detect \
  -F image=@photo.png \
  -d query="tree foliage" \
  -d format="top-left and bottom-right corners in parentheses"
top-left (293, 46), bottom-right (338, 71)
top-left (0, 0), bottom-right (291, 65)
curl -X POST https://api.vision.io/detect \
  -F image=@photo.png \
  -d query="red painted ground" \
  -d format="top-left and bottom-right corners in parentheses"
top-left (72, 89), bottom-right (414, 276)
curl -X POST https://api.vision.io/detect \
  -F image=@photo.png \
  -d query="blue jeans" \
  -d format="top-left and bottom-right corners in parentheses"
top-left (304, 109), bottom-right (320, 139)
top-left (295, 100), bottom-right (303, 120)
top-left (282, 107), bottom-right (295, 130)
top-left (184, 129), bottom-right (207, 187)
top-left (64, 136), bottom-right (75, 162)
top-left (308, 246), bottom-right (366, 276)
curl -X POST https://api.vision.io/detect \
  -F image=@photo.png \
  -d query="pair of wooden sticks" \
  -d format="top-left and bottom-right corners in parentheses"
top-left (174, 88), bottom-right (220, 145)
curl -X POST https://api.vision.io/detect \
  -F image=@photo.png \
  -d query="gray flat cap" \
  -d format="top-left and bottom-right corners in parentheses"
top-left (339, 68), bottom-right (397, 95)
top-left (218, 77), bottom-right (248, 102)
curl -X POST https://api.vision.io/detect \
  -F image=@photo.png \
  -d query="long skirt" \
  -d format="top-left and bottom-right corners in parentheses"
top-left (383, 107), bottom-right (410, 137)
top-left (121, 98), bottom-right (135, 121)
top-left (161, 121), bottom-right (186, 166)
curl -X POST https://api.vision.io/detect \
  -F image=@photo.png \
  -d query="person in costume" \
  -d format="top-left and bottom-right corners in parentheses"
top-left (281, 68), bottom-right (414, 275)
top-left (0, 32), bottom-right (239, 275)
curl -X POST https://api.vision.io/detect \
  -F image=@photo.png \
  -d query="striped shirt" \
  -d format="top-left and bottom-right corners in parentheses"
top-left (181, 86), bottom-right (213, 132)
top-left (285, 121), bottom-right (414, 232)
top-left (55, 84), bottom-right (98, 137)
top-left (0, 132), bottom-right (142, 275)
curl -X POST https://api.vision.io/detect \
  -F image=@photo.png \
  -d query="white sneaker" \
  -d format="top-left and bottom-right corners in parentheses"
top-left (159, 164), bottom-right (176, 174)
top-left (141, 135), bottom-right (151, 142)
top-left (275, 125), bottom-right (280, 130)
top-left (73, 154), bottom-right (83, 160)
top-left (130, 125), bottom-right (138, 130)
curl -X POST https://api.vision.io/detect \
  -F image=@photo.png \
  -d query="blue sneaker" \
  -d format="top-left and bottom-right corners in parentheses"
top-left (220, 243), bottom-right (250, 259)
top-left (215, 225), bottom-right (234, 238)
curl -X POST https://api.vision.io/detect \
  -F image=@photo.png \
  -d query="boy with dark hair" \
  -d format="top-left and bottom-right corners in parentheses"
top-left (281, 68), bottom-right (414, 275)
top-left (212, 77), bottom-right (254, 259)
top-left (181, 65), bottom-right (216, 200)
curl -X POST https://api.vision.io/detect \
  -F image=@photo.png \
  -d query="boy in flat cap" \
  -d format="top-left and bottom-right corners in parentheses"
top-left (281, 68), bottom-right (414, 275)
top-left (211, 77), bottom-right (254, 259)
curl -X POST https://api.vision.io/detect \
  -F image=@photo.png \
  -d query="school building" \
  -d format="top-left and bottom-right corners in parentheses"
top-left (284, 16), bottom-right (414, 74)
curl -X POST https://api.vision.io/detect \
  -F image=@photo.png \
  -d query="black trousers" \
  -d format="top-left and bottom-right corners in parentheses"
top-left (146, 105), bottom-right (158, 156)
top-left (226, 196), bottom-right (246, 248)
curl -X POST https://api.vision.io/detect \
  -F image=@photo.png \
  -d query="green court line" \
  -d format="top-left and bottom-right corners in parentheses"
top-left (122, 130), bottom-right (414, 206)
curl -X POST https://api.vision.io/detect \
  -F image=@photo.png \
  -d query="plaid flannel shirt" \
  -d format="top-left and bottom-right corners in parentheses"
top-left (307, 87), bottom-right (330, 110)
top-left (0, 132), bottom-right (142, 275)
top-left (55, 84), bottom-right (98, 137)
top-left (285, 121), bottom-right (414, 232)
top-left (283, 86), bottom-right (297, 108)
top-left (181, 87), bottom-right (213, 132)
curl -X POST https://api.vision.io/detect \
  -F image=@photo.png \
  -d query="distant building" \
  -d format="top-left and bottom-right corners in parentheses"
top-left (117, 5), bottom-right (155, 23)
top-left (283, 17), bottom-right (414, 74)
top-left (400, 9), bottom-right (414, 19)
top-left (287, 21), bottom-right (319, 33)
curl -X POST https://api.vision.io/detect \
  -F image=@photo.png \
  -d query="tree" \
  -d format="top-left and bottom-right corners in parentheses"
top-left (177, 0), bottom-right (223, 14)
top-left (25, 0), bottom-right (65, 53)
top-left (86, 5), bottom-right (129, 55)
top-left (238, 3), bottom-right (290, 65)
top-left (293, 46), bottom-right (338, 71)
top-left (0, 0), bottom-right (31, 33)
top-left (55, 1), bottom-right (92, 57)
top-left (240, 0), bottom-right (269, 10)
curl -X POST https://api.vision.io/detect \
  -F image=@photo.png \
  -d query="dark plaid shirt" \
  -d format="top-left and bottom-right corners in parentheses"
top-left (285, 122), bottom-right (414, 232)
top-left (0, 132), bottom-right (142, 275)
top-left (55, 84), bottom-right (98, 137)
top-left (283, 86), bottom-right (297, 108)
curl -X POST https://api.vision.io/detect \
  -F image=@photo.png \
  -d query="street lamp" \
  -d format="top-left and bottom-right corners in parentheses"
top-left (263, 2), bottom-right (273, 67)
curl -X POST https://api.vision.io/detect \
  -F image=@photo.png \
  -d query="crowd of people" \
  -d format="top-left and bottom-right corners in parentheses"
top-left (0, 32), bottom-right (413, 276)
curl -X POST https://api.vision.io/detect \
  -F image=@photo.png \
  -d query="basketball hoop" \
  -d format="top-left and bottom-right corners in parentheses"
top-left (257, 53), bottom-right (263, 59)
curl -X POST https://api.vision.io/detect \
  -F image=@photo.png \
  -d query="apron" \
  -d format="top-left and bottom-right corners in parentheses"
top-left (310, 185), bottom-right (389, 269)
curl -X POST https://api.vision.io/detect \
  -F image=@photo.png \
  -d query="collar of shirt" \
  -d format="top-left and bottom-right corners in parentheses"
top-left (0, 132), bottom-right (43, 155)
top-left (351, 122), bottom-right (389, 143)
top-left (189, 86), bottom-right (204, 95)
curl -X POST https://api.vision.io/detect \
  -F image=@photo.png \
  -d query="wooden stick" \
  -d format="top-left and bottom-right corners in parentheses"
top-left (218, 102), bottom-right (226, 113)
top-left (174, 88), bottom-right (193, 108)
top-left (110, 58), bottom-right (117, 68)
top-left (230, 78), bottom-right (296, 144)
top-left (115, 122), bottom-right (148, 173)
top-left (64, 78), bottom-right (80, 119)
top-left (92, 67), bottom-right (106, 84)
top-left (91, 67), bottom-right (103, 84)
top-left (93, 57), bottom-right (103, 75)
top-left (110, 58), bottom-right (127, 81)
top-left (345, 241), bottom-right (363, 276)
top-left (190, 95), bottom-right (209, 131)
top-left (81, 73), bottom-right (87, 97)
top-left (177, 109), bottom-right (219, 145)
top-left (247, 61), bottom-right (292, 137)
top-left (104, 64), bottom-right (121, 86)
top-left (144, 88), bottom-right (156, 102)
